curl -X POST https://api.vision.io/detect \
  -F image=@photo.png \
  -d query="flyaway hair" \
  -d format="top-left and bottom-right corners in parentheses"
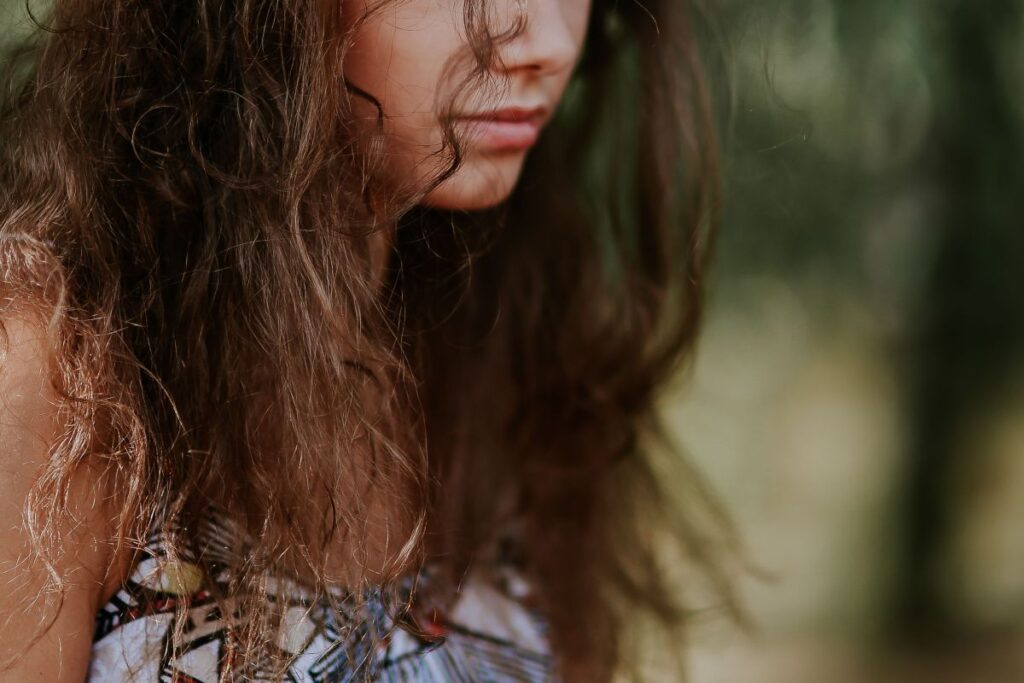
top-left (0, 0), bottom-right (746, 680)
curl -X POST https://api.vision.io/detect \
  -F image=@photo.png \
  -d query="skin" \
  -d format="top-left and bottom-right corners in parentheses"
top-left (0, 0), bottom-right (592, 679)
top-left (343, 0), bottom-right (592, 211)
top-left (0, 317), bottom-right (117, 682)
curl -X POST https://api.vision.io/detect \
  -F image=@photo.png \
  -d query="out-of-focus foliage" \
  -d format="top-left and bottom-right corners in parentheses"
top-left (666, 0), bottom-right (1024, 680)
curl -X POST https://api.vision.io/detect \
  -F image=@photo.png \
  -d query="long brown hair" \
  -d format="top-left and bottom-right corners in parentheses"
top-left (0, 0), bottom-right (744, 680)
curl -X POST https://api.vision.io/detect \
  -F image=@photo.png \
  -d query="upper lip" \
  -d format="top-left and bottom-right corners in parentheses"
top-left (457, 105), bottom-right (548, 124)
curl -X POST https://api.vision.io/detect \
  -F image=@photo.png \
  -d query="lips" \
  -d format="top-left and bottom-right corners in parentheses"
top-left (456, 105), bottom-right (548, 151)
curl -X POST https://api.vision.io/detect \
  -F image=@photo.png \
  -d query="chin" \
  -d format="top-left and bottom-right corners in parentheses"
top-left (419, 156), bottom-right (524, 212)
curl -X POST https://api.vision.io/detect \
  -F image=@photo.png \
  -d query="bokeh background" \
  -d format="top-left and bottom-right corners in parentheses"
top-left (664, 1), bottom-right (1024, 680)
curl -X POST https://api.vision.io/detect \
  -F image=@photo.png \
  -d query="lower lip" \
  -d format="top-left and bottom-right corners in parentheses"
top-left (457, 118), bottom-right (541, 151)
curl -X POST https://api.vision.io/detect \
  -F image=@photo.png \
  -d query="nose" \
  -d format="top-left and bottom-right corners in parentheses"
top-left (494, 0), bottom-right (585, 78)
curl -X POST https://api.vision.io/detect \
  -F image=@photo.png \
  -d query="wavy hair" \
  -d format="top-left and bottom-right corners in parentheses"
top-left (0, 0), bottom-right (745, 680)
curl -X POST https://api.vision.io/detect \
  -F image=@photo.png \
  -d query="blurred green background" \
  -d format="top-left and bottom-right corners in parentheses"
top-left (665, 1), bottom-right (1024, 680)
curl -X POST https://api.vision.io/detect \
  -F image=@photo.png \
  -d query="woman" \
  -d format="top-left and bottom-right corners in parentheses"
top-left (0, 0), bottom-right (742, 680)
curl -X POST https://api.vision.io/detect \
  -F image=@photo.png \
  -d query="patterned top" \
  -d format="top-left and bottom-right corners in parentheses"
top-left (89, 514), bottom-right (557, 682)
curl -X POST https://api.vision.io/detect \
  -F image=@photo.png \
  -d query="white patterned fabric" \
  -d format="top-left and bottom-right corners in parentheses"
top-left (89, 515), bottom-right (557, 682)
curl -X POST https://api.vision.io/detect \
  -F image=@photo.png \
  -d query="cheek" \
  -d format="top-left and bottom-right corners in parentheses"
top-left (568, 0), bottom-right (593, 47)
top-left (343, 6), bottom-right (461, 148)
top-left (343, 3), bottom-right (474, 198)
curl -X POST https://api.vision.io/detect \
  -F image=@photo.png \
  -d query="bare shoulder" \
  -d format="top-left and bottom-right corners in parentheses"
top-left (0, 313), bottom-right (61, 459)
top-left (0, 313), bottom-right (112, 682)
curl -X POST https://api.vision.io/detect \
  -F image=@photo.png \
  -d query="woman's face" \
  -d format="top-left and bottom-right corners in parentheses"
top-left (343, 0), bottom-right (592, 211)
